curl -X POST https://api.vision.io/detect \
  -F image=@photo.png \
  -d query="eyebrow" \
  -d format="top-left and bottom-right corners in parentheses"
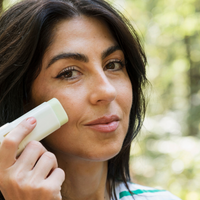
top-left (101, 45), bottom-right (121, 60)
top-left (46, 53), bottom-right (88, 68)
top-left (46, 45), bottom-right (122, 69)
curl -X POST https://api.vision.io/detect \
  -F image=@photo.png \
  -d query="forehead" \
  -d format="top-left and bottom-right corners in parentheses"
top-left (41, 15), bottom-right (119, 69)
top-left (46, 15), bottom-right (117, 53)
top-left (54, 15), bottom-right (115, 38)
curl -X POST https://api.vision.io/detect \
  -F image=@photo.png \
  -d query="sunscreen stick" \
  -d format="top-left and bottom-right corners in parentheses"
top-left (0, 98), bottom-right (68, 155)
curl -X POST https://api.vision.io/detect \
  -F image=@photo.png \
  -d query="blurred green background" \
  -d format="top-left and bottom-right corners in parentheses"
top-left (1, 0), bottom-right (200, 199)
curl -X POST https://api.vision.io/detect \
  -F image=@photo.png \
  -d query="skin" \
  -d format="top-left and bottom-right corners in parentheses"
top-left (0, 16), bottom-right (132, 200)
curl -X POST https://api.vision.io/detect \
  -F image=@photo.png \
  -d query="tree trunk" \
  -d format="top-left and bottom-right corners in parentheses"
top-left (0, 0), bottom-right (3, 13)
top-left (185, 35), bottom-right (200, 136)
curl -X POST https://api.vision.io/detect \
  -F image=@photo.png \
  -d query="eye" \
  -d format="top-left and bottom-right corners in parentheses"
top-left (104, 60), bottom-right (125, 71)
top-left (56, 66), bottom-right (81, 80)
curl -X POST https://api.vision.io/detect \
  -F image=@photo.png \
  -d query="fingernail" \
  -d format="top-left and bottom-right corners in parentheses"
top-left (26, 117), bottom-right (36, 125)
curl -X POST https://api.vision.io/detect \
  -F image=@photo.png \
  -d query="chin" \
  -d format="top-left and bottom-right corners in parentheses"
top-left (85, 146), bottom-right (122, 162)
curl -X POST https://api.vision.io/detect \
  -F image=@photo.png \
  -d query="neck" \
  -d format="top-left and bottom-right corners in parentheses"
top-left (55, 153), bottom-right (110, 200)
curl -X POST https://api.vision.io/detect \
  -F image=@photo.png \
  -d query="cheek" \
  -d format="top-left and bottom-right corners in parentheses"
top-left (117, 78), bottom-right (133, 112)
top-left (41, 86), bottom-right (88, 124)
top-left (31, 75), bottom-right (87, 125)
top-left (31, 72), bottom-right (53, 104)
top-left (54, 84), bottom-right (87, 106)
top-left (114, 77), bottom-right (132, 136)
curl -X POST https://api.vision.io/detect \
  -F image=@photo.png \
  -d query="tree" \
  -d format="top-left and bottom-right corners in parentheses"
top-left (0, 0), bottom-right (3, 13)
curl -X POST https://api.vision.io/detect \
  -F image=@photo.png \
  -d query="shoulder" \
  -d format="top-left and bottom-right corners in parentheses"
top-left (113, 182), bottom-right (182, 200)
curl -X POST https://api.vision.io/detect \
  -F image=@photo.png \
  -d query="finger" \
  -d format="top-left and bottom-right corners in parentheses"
top-left (31, 152), bottom-right (58, 180)
top-left (45, 168), bottom-right (65, 188)
top-left (14, 141), bottom-right (47, 171)
top-left (52, 192), bottom-right (62, 200)
top-left (0, 118), bottom-right (36, 168)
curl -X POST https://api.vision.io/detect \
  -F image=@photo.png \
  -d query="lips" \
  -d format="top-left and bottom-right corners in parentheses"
top-left (84, 115), bottom-right (120, 133)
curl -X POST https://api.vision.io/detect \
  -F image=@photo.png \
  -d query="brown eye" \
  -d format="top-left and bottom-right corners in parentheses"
top-left (63, 71), bottom-right (73, 78)
top-left (56, 67), bottom-right (81, 80)
top-left (104, 60), bottom-right (124, 71)
top-left (107, 62), bottom-right (116, 69)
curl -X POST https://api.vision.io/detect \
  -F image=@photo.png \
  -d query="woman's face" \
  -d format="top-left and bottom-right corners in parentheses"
top-left (31, 16), bottom-right (132, 162)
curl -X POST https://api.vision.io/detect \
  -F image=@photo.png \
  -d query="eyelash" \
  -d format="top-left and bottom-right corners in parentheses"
top-left (56, 66), bottom-right (78, 80)
top-left (104, 59), bottom-right (125, 71)
top-left (56, 59), bottom-right (126, 80)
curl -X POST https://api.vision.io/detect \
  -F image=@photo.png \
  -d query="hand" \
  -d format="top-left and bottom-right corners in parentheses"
top-left (0, 118), bottom-right (65, 200)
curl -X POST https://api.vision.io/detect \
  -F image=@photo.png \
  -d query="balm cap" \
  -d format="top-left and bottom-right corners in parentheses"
top-left (48, 98), bottom-right (68, 126)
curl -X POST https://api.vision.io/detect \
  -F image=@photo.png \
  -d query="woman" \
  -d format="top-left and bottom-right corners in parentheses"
top-left (0, 0), bottom-right (181, 199)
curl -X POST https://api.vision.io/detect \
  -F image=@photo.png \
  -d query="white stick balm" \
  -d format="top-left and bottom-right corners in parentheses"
top-left (0, 98), bottom-right (68, 155)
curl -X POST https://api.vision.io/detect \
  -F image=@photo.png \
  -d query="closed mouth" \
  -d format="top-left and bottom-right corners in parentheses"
top-left (85, 115), bottom-right (120, 126)
top-left (84, 115), bottom-right (120, 133)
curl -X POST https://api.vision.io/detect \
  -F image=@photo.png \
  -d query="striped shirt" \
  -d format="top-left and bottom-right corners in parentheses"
top-left (113, 182), bottom-right (182, 200)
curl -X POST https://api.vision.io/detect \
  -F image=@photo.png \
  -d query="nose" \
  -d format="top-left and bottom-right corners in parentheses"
top-left (89, 71), bottom-right (117, 105)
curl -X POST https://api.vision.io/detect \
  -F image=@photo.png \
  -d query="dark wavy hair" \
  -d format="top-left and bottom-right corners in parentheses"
top-left (0, 0), bottom-right (147, 199)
